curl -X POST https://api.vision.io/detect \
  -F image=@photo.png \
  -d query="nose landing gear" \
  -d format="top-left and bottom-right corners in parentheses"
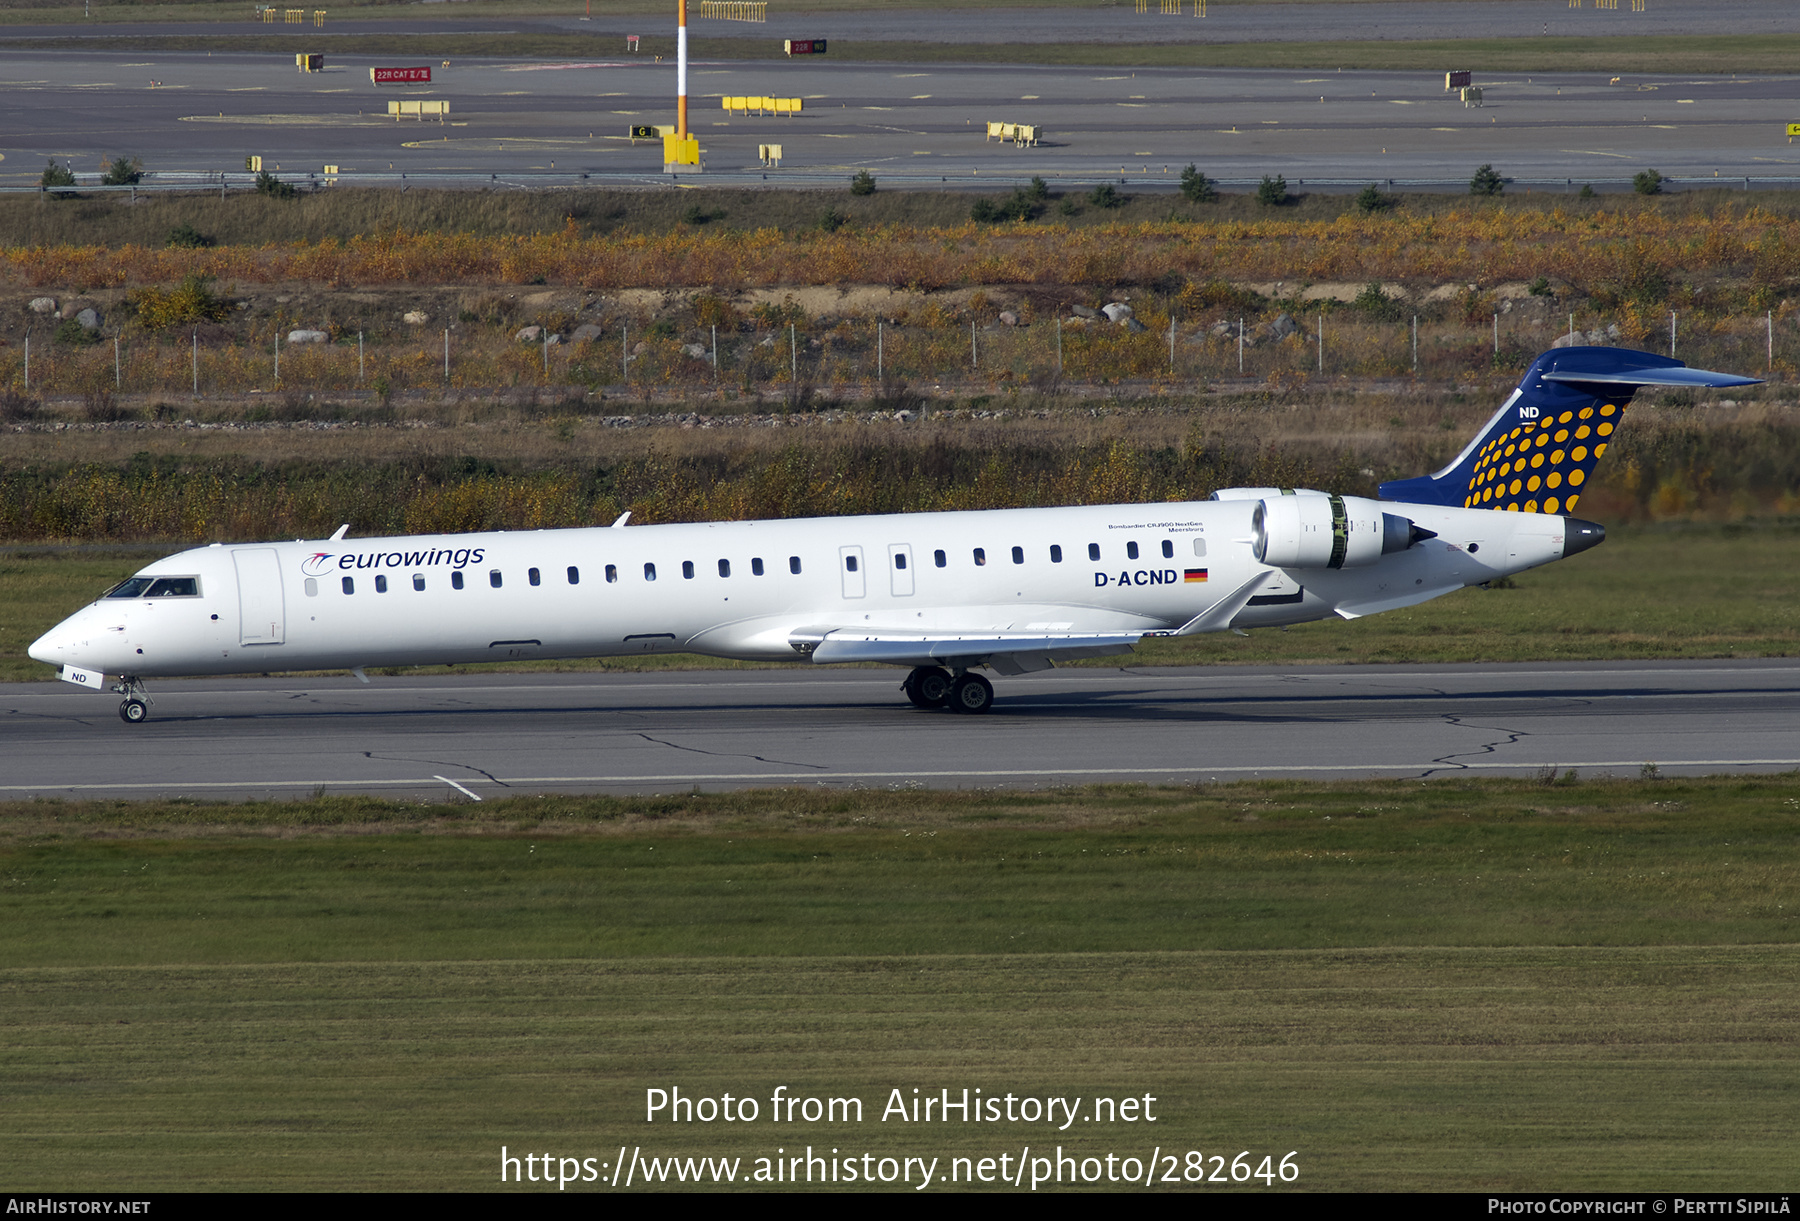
top-left (110, 676), bottom-right (153, 724)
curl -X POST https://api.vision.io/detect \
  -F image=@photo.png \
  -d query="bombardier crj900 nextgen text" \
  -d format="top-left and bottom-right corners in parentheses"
top-left (31, 347), bottom-right (1758, 723)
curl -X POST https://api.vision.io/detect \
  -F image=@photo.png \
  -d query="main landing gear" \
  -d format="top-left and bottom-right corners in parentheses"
top-left (111, 676), bottom-right (152, 724)
top-left (902, 666), bottom-right (994, 715)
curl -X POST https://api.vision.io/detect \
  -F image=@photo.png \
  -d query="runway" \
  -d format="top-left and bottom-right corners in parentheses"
top-left (5, 27), bottom-right (1800, 186)
top-left (4, 660), bottom-right (1797, 800)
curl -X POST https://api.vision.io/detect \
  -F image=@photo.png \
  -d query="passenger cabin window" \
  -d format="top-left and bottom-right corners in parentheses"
top-left (490, 570), bottom-right (503, 589)
top-left (751, 558), bottom-right (764, 576)
top-left (789, 556), bottom-right (802, 575)
top-left (1193, 539), bottom-right (1207, 558)
top-left (682, 561), bottom-right (695, 580)
top-left (844, 555), bottom-right (858, 573)
top-left (304, 578), bottom-right (318, 597)
top-left (645, 563), bottom-right (657, 582)
top-left (1050, 545), bottom-right (1063, 563)
top-left (452, 571), bottom-right (465, 590)
top-left (1011, 546), bottom-right (1024, 565)
top-left (1088, 543), bottom-right (1101, 561)
top-left (528, 567), bottom-right (541, 586)
top-left (934, 550), bottom-right (947, 568)
top-left (375, 575), bottom-right (388, 593)
top-left (567, 566), bottom-right (580, 585)
top-left (718, 559), bottom-right (731, 578)
top-left (342, 576), bottom-right (355, 595)
top-left (606, 565), bottom-right (618, 584)
top-left (413, 573), bottom-right (426, 591)
top-left (1161, 539), bottom-right (1174, 559)
top-left (1126, 541), bottom-right (1140, 560)
top-left (973, 548), bottom-right (986, 566)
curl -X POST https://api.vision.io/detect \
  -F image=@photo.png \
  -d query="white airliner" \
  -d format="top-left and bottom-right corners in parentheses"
top-left (29, 347), bottom-right (1756, 722)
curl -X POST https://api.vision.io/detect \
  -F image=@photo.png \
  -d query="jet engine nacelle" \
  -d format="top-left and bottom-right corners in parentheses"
top-left (1252, 493), bottom-right (1432, 569)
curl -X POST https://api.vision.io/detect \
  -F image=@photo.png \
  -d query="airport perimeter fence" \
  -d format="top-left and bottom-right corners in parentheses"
top-left (2, 311), bottom-right (1790, 405)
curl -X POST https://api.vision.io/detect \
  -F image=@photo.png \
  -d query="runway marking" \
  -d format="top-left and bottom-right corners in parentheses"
top-left (433, 774), bottom-right (483, 801)
top-left (8, 759), bottom-right (1800, 794)
top-left (910, 94), bottom-right (931, 99)
top-left (1020, 95), bottom-right (1038, 100)
top-left (225, 87), bottom-right (265, 92)
top-left (1562, 148), bottom-right (1634, 158)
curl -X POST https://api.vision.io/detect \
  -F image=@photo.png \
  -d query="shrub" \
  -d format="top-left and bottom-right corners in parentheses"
top-left (1634, 168), bottom-right (1664, 196)
top-left (1469, 164), bottom-right (1505, 196)
top-left (254, 169), bottom-right (298, 200)
top-left (132, 274), bottom-right (232, 330)
top-left (1179, 164), bottom-right (1217, 204)
top-left (54, 317), bottom-right (101, 345)
top-left (166, 223), bottom-right (213, 249)
top-left (849, 169), bottom-right (875, 196)
top-left (1528, 276), bottom-right (1552, 297)
top-left (100, 157), bottom-right (142, 186)
top-left (1354, 183), bottom-right (1393, 214)
top-left (40, 160), bottom-right (75, 188)
top-left (816, 207), bottom-right (846, 232)
top-left (1353, 281), bottom-right (1400, 321)
top-left (1256, 175), bottom-right (1288, 207)
top-left (1058, 197), bottom-right (1079, 216)
top-left (1088, 183), bottom-right (1124, 209)
top-left (1578, 184), bottom-right (1596, 200)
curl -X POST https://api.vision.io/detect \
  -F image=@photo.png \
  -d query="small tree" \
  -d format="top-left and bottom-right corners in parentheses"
top-left (1469, 164), bottom-right (1505, 196)
top-left (166, 224), bottom-right (213, 249)
top-left (1088, 183), bottom-right (1125, 209)
top-left (40, 160), bottom-right (75, 188)
top-left (1354, 182), bottom-right (1393, 214)
top-left (1026, 175), bottom-right (1049, 202)
top-left (1179, 164), bottom-right (1218, 204)
top-left (1256, 174), bottom-right (1288, 207)
top-left (100, 156), bottom-right (142, 186)
top-left (255, 169), bottom-right (298, 200)
top-left (1578, 183), bottom-right (1596, 200)
top-left (1634, 168), bottom-right (1664, 195)
top-left (849, 169), bottom-right (876, 196)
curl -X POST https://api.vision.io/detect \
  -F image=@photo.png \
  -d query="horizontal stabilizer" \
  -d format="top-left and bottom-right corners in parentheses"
top-left (1541, 366), bottom-right (1761, 390)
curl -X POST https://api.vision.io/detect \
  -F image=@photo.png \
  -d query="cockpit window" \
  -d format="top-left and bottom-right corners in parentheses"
top-left (104, 576), bottom-right (200, 598)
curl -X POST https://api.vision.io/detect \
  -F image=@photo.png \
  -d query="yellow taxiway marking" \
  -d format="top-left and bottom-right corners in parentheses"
top-left (226, 86), bottom-right (265, 92)
top-left (893, 73), bottom-right (928, 78)
top-left (910, 94), bottom-right (931, 99)
top-left (1020, 95), bottom-right (1038, 100)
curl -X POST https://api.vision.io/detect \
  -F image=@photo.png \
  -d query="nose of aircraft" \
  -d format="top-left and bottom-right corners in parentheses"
top-left (29, 623), bottom-right (70, 666)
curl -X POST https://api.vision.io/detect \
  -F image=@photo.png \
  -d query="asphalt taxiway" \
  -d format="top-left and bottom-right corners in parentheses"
top-left (3, 659), bottom-right (1796, 800)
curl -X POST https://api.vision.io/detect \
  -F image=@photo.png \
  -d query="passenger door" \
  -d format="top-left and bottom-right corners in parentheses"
top-left (233, 548), bottom-right (286, 645)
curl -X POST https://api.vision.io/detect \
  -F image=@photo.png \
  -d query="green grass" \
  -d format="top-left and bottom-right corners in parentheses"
top-left (10, 31), bottom-right (1800, 75)
top-left (3, 778), bottom-right (1798, 1190)
top-left (7, 522), bottom-right (1797, 683)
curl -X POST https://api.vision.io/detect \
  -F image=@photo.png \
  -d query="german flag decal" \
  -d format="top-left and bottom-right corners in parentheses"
top-left (1184, 568), bottom-right (1208, 583)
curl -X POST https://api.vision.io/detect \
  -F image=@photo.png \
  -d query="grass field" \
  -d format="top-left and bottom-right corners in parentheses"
top-left (3, 778), bottom-right (1796, 1190)
top-left (7, 521), bottom-right (1797, 683)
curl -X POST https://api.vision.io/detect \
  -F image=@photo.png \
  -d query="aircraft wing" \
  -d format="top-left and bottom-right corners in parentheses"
top-left (796, 629), bottom-right (1142, 675)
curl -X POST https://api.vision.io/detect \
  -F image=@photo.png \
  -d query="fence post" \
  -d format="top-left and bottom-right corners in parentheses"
top-left (790, 323), bottom-right (797, 383)
top-left (1769, 309), bottom-right (1774, 372)
top-left (1056, 318), bottom-right (1062, 374)
top-left (443, 329), bottom-right (449, 383)
top-left (22, 334), bottom-right (28, 390)
top-left (1670, 311), bottom-right (1676, 359)
top-left (543, 328), bottom-right (549, 378)
top-left (877, 320), bottom-right (883, 381)
top-left (1412, 315), bottom-right (1418, 372)
top-left (274, 331), bottom-right (280, 383)
top-left (1237, 318), bottom-right (1243, 374)
top-left (358, 331), bottom-right (364, 381)
top-left (1318, 312), bottom-right (1323, 373)
top-left (115, 337), bottom-right (121, 389)
top-left (970, 320), bottom-right (977, 370)
top-left (1170, 316), bottom-right (1176, 372)
top-left (622, 325), bottom-right (629, 383)
top-left (1493, 313), bottom-right (1498, 355)
top-left (712, 324), bottom-right (718, 384)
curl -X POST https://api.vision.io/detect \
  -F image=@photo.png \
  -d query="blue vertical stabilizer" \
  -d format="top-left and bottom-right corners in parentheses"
top-left (1378, 347), bottom-right (1759, 515)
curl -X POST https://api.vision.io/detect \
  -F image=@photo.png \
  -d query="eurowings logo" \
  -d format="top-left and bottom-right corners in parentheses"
top-left (300, 552), bottom-right (336, 577)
